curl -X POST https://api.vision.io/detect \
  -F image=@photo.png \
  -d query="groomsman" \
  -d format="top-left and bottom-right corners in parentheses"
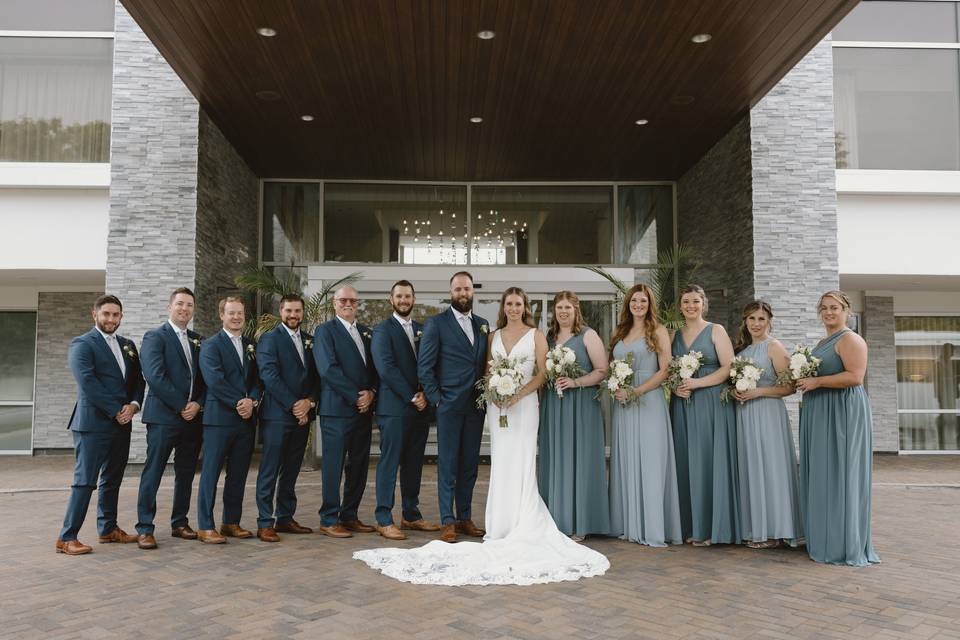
top-left (57, 295), bottom-right (145, 555)
top-left (196, 296), bottom-right (259, 544)
top-left (135, 287), bottom-right (206, 549)
top-left (314, 286), bottom-right (378, 538)
top-left (254, 294), bottom-right (319, 542)
top-left (370, 280), bottom-right (440, 540)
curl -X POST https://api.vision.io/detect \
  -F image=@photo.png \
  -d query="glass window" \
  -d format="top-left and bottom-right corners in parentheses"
top-left (2, 0), bottom-right (116, 31)
top-left (470, 186), bottom-right (613, 265)
top-left (834, 48), bottom-right (960, 170)
top-left (324, 183), bottom-right (468, 264)
top-left (0, 406), bottom-right (33, 451)
top-left (833, 1), bottom-right (958, 43)
top-left (0, 37), bottom-right (113, 162)
top-left (617, 185), bottom-right (673, 264)
top-left (262, 182), bottom-right (320, 263)
top-left (896, 316), bottom-right (960, 451)
top-left (0, 312), bottom-right (37, 401)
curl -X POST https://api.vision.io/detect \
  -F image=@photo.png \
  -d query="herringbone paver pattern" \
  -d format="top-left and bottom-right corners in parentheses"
top-left (1, 455), bottom-right (958, 639)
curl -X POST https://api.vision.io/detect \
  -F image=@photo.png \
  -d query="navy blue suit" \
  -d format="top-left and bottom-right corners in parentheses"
top-left (255, 324), bottom-right (320, 529)
top-left (417, 308), bottom-right (489, 525)
top-left (371, 316), bottom-right (431, 526)
top-left (313, 317), bottom-right (378, 526)
top-left (60, 328), bottom-right (146, 541)
top-left (135, 321), bottom-right (205, 535)
top-left (197, 330), bottom-right (260, 530)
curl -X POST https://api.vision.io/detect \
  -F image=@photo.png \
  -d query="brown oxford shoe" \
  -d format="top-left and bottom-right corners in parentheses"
top-left (317, 523), bottom-right (353, 538)
top-left (341, 519), bottom-right (375, 533)
top-left (219, 524), bottom-right (253, 539)
top-left (376, 524), bottom-right (408, 541)
top-left (197, 529), bottom-right (226, 544)
top-left (171, 525), bottom-right (198, 540)
top-left (439, 523), bottom-right (457, 543)
top-left (455, 519), bottom-right (486, 538)
top-left (401, 518), bottom-right (442, 532)
top-left (137, 534), bottom-right (158, 549)
top-left (275, 520), bottom-right (313, 534)
top-left (257, 527), bottom-right (280, 542)
top-left (56, 539), bottom-right (92, 555)
top-left (98, 527), bottom-right (138, 544)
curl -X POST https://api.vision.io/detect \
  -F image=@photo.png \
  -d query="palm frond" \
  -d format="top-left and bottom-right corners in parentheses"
top-left (578, 265), bottom-right (630, 295)
top-left (234, 266), bottom-right (297, 299)
top-left (304, 271), bottom-right (364, 330)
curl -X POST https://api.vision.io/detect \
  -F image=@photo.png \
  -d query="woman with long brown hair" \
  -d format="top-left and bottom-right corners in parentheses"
top-left (538, 291), bottom-right (610, 540)
top-left (608, 284), bottom-right (682, 546)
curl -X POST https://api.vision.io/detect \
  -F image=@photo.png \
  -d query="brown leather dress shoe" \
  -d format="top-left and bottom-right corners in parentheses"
top-left (376, 524), bottom-right (408, 540)
top-left (275, 520), bottom-right (313, 534)
top-left (341, 519), bottom-right (375, 533)
top-left (197, 529), bottom-right (227, 544)
top-left (317, 523), bottom-right (353, 538)
top-left (98, 527), bottom-right (138, 544)
top-left (439, 523), bottom-right (457, 543)
top-left (257, 527), bottom-right (280, 542)
top-left (171, 525), bottom-right (198, 540)
top-left (455, 519), bottom-right (486, 537)
top-left (56, 539), bottom-right (92, 555)
top-left (401, 518), bottom-right (442, 532)
top-left (219, 524), bottom-right (253, 539)
top-left (137, 534), bottom-right (158, 549)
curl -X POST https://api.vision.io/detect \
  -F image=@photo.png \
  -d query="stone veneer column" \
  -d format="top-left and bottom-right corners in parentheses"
top-left (863, 295), bottom-right (899, 452)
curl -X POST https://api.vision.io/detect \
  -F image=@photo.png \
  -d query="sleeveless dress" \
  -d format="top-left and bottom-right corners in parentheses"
top-left (353, 328), bottom-right (610, 585)
top-left (538, 328), bottom-right (610, 537)
top-left (609, 339), bottom-right (682, 546)
top-left (670, 324), bottom-right (741, 544)
top-left (736, 339), bottom-right (803, 546)
top-left (799, 328), bottom-right (880, 566)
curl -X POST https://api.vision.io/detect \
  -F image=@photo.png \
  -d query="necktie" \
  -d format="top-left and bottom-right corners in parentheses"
top-left (402, 321), bottom-right (416, 358)
top-left (232, 335), bottom-right (244, 365)
top-left (106, 334), bottom-right (126, 377)
top-left (459, 315), bottom-right (474, 345)
top-left (349, 324), bottom-right (366, 364)
top-left (292, 331), bottom-right (305, 364)
top-left (178, 329), bottom-right (194, 401)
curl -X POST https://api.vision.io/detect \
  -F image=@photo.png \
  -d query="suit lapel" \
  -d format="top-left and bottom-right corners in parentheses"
top-left (391, 316), bottom-right (417, 360)
top-left (277, 325), bottom-right (305, 369)
top-left (333, 318), bottom-right (365, 370)
top-left (219, 331), bottom-right (244, 375)
top-left (163, 322), bottom-right (191, 372)
top-left (445, 308), bottom-right (473, 351)
top-left (90, 329), bottom-right (124, 378)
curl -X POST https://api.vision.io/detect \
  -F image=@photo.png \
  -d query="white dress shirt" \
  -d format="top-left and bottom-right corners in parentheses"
top-left (336, 315), bottom-right (367, 364)
top-left (95, 326), bottom-right (138, 409)
top-left (452, 308), bottom-right (475, 345)
top-left (285, 325), bottom-right (305, 364)
top-left (393, 312), bottom-right (417, 356)
top-left (223, 328), bottom-right (244, 365)
top-left (168, 319), bottom-right (194, 400)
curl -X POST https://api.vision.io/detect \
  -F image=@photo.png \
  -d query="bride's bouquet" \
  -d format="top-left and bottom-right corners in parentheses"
top-left (544, 344), bottom-right (585, 398)
top-left (775, 344), bottom-right (821, 386)
top-left (476, 354), bottom-right (528, 428)
top-left (720, 356), bottom-right (764, 403)
top-left (664, 351), bottom-right (704, 404)
top-left (599, 352), bottom-right (635, 402)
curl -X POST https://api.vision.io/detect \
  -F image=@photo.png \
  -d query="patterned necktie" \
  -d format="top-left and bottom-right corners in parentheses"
top-left (178, 329), bottom-right (193, 401)
top-left (292, 331), bottom-right (305, 364)
top-left (232, 335), bottom-right (244, 365)
top-left (105, 334), bottom-right (126, 377)
top-left (349, 324), bottom-right (366, 364)
top-left (402, 321), bottom-right (416, 358)
top-left (459, 315), bottom-right (474, 345)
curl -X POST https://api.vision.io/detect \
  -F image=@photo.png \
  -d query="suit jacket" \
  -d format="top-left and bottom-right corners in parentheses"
top-left (140, 322), bottom-right (206, 427)
top-left (67, 328), bottom-right (146, 433)
top-left (371, 316), bottom-right (424, 418)
top-left (257, 324), bottom-right (320, 424)
top-left (199, 329), bottom-right (260, 427)
top-left (418, 307), bottom-right (489, 415)
top-left (313, 317), bottom-right (378, 418)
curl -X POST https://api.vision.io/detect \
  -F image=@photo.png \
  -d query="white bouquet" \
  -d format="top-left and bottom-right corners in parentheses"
top-left (544, 344), bottom-right (586, 398)
top-left (665, 351), bottom-right (704, 403)
top-left (599, 352), bottom-right (635, 401)
top-left (775, 345), bottom-right (821, 386)
top-left (720, 356), bottom-right (764, 403)
top-left (476, 354), bottom-right (528, 428)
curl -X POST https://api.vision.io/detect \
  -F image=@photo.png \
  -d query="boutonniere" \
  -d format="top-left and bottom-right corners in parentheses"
top-left (414, 330), bottom-right (423, 342)
top-left (303, 338), bottom-right (313, 350)
top-left (479, 324), bottom-right (489, 335)
top-left (362, 330), bottom-right (372, 341)
top-left (245, 344), bottom-right (256, 361)
top-left (190, 338), bottom-right (201, 349)
top-left (122, 344), bottom-right (137, 360)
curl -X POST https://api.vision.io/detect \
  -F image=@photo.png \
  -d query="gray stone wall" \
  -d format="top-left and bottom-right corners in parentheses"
top-left (33, 292), bottom-right (103, 450)
top-left (194, 110), bottom-right (259, 336)
top-left (863, 295), bottom-right (899, 452)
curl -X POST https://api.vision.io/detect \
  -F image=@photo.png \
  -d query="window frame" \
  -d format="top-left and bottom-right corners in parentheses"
top-left (0, 310), bottom-right (38, 454)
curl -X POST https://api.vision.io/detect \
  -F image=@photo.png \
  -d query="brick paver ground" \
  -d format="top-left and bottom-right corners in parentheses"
top-left (1, 454), bottom-right (958, 639)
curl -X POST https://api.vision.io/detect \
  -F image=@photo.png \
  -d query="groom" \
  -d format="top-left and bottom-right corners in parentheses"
top-left (418, 271), bottom-right (489, 543)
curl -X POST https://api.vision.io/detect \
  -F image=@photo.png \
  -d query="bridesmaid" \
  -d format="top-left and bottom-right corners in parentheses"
top-left (732, 301), bottom-right (803, 549)
top-left (538, 291), bottom-right (610, 540)
top-left (609, 284), bottom-right (682, 546)
top-left (671, 284), bottom-right (741, 546)
top-left (796, 290), bottom-right (880, 566)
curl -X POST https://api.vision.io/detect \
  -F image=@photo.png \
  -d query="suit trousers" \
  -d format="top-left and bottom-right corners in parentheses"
top-left (255, 420), bottom-right (310, 529)
top-left (60, 428), bottom-right (131, 541)
top-left (374, 414), bottom-right (430, 525)
top-left (197, 424), bottom-right (254, 530)
top-left (318, 414), bottom-right (372, 526)
top-left (435, 410), bottom-right (485, 525)
top-left (135, 423), bottom-right (202, 535)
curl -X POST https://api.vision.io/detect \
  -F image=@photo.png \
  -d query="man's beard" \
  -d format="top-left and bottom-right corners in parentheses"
top-left (96, 320), bottom-right (118, 334)
top-left (391, 301), bottom-right (413, 318)
top-left (283, 317), bottom-right (302, 331)
top-left (450, 295), bottom-right (473, 314)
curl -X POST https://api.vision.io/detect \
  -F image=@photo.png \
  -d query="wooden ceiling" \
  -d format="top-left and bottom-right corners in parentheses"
top-left (120, 0), bottom-right (857, 181)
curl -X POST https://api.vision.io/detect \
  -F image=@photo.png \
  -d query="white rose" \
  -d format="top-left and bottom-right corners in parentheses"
top-left (679, 366), bottom-right (695, 380)
top-left (615, 362), bottom-right (631, 378)
top-left (745, 366), bottom-right (762, 381)
top-left (496, 377), bottom-right (516, 396)
top-left (735, 378), bottom-right (750, 392)
top-left (607, 378), bottom-right (619, 392)
top-left (563, 350), bottom-right (576, 364)
top-left (730, 369), bottom-right (737, 380)
top-left (790, 353), bottom-right (807, 370)
top-left (545, 360), bottom-right (555, 372)
top-left (489, 374), bottom-right (502, 389)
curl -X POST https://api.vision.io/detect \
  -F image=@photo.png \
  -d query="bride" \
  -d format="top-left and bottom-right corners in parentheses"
top-left (354, 287), bottom-right (610, 585)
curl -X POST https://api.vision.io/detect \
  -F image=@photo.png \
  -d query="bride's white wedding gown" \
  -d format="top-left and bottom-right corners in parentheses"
top-left (353, 328), bottom-right (610, 586)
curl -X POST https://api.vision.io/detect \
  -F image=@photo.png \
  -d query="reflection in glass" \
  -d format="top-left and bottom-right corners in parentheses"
top-left (0, 312), bottom-right (37, 401)
top-left (0, 38), bottom-right (113, 162)
top-left (262, 182), bottom-right (320, 263)
top-left (617, 185), bottom-right (673, 264)
top-left (2, 0), bottom-right (116, 31)
top-left (833, 48), bottom-right (960, 170)
top-left (832, 1), bottom-right (958, 43)
top-left (0, 406), bottom-right (32, 451)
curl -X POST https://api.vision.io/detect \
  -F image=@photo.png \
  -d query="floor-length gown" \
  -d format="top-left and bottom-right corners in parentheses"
top-left (354, 328), bottom-right (610, 585)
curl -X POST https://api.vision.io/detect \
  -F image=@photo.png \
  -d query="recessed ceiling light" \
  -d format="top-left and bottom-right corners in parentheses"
top-left (635, 119), bottom-right (649, 126)
top-left (256, 27), bottom-right (277, 37)
top-left (470, 116), bottom-right (483, 123)
top-left (691, 33), bottom-right (712, 43)
top-left (301, 115), bottom-right (314, 122)
top-left (477, 30), bottom-right (495, 40)
top-left (255, 90), bottom-right (281, 101)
